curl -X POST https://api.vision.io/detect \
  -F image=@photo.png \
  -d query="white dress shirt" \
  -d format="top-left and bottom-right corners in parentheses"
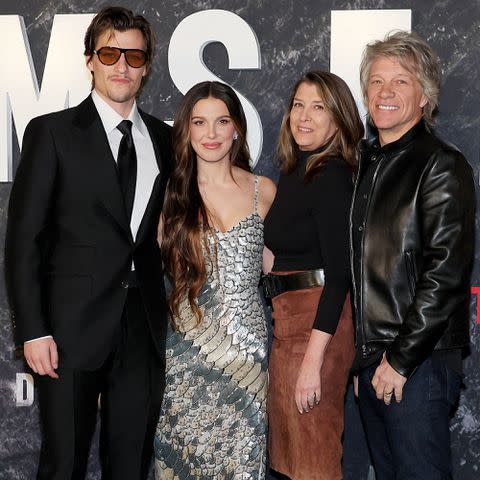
top-left (91, 90), bottom-right (159, 241)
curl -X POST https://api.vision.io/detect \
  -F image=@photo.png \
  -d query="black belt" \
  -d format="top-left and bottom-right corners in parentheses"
top-left (262, 269), bottom-right (325, 299)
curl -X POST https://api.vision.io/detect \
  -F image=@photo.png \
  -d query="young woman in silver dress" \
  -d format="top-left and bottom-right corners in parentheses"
top-left (154, 81), bottom-right (276, 479)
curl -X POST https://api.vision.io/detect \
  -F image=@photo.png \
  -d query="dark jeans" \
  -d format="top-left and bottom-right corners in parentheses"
top-left (358, 355), bottom-right (462, 480)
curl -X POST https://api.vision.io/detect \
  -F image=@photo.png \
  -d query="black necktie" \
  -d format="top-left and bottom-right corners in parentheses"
top-left (116, 120), bottom-right (137, 222)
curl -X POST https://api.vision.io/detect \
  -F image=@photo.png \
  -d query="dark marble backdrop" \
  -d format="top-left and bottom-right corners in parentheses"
top-left (0, 1), bottom-right (478, 479)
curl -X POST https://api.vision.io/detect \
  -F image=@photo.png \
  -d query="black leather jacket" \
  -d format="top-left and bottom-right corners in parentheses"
top-left (351, 121), bottom-right (475, 378)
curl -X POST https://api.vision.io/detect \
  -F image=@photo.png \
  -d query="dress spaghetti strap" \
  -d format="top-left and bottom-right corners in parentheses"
top-left (253, 175), bottom-right (260, 214)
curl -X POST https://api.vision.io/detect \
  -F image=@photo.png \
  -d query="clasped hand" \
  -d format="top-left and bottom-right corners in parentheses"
top-left (371, 353), bottom-right (407, 405)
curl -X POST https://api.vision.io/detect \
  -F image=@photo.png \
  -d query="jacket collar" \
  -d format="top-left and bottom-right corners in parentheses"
top-left (361, 119), bottom-right (428, 155)
top-left (91, 90), bottom-right (148, 139)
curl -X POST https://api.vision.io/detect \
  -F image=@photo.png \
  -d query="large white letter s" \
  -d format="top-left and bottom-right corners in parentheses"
top-left (168, 10), bottom-right (263, 166)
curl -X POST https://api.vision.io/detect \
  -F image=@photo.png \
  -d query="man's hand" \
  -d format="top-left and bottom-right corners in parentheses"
top-left (371, 353), bottom-right (406, 405)
top-left (24, 338), bottom-right (59, 378)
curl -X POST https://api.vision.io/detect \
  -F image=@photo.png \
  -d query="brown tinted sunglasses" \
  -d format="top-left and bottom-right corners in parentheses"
top-left (93, 47), bottom-right (147, 68)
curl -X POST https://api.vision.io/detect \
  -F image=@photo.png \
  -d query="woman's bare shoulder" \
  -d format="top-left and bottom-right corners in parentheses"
top-left (258, 175), bottom-right (277, 203)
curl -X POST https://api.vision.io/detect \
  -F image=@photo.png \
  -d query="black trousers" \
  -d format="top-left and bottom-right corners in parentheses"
top-left (36, 288), bottom-right (164, 480)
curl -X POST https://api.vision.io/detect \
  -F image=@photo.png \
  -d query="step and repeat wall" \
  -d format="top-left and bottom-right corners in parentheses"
top-left (0, 1), bottom-right (478, 478)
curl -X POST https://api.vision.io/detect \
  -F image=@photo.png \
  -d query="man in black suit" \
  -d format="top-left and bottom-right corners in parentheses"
top-left (5, 7), bottom-right (171, 479)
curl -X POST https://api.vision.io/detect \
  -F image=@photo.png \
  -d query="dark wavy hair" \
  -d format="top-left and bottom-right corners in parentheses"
top-left (278, 71), bottom-right (364, 180)
top-left (162, 81), bottom-right (251, 326)
top-left (84, 6), bottom-right (155, 88)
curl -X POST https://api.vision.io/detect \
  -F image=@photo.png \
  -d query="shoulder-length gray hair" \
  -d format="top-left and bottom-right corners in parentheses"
top-left (359, 30), bottom-right (441, 126)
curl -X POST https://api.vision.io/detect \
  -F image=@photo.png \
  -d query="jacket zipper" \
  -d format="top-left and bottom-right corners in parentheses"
top-left (349, 161), bottom-right (360, 347)
top-left (350, 152), bottom-right (384, 356)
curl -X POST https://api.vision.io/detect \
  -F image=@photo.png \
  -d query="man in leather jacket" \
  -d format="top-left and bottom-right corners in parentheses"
top-left (351, 31), bottom-right (475, 480)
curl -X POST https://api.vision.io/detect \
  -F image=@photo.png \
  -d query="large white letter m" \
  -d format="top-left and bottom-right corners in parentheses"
top-left (0, 14), bottom-right (93, 181)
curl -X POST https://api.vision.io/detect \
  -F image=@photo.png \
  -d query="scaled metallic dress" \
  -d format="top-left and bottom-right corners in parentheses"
top-left (155, 176), bottom-right (267, 479)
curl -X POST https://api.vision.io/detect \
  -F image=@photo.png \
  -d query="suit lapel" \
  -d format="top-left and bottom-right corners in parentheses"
top-left (135, 111), bottom-right (169, 245)
top-left (73, 96), bottom-right (132, 240)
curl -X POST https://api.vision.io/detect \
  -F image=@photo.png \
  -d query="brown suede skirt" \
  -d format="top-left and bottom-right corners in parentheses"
top-left (268, 284), bottom-right (355, 480)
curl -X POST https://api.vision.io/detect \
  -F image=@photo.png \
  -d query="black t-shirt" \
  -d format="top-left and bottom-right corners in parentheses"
top-left (264, 151), bottom-right (353, 334)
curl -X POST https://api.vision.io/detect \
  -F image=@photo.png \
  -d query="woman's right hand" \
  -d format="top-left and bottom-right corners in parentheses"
top-left (294, 329), bottom-right (332, 413)
top-left (295, 355), bottom-right (322, 413)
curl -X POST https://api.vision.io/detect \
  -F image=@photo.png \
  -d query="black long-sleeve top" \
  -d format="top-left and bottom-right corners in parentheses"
top-left (264, 150), bottom-right (353, 334)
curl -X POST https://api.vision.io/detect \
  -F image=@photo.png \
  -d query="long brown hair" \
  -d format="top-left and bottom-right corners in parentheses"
top-left (278, 71), bottom-right (364, 181)
top-left (162, 81), bottom-right (251, 326)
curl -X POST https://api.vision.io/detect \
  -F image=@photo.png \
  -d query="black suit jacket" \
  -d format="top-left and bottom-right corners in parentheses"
top-left (5, 95), bottom-right (172, 370)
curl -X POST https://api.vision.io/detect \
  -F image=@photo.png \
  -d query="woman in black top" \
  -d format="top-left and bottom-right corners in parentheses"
top-left (264, 71), bottom-right (364, 480)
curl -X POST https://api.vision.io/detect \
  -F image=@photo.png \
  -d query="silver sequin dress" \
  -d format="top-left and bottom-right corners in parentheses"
top-left (155, 176), bottom-right (268, 480)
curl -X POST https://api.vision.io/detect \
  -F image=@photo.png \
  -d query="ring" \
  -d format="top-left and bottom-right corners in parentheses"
top-left (384, 391), bottom-right (393, 396)
top-left (307, 393), bottom-right (315, 400)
